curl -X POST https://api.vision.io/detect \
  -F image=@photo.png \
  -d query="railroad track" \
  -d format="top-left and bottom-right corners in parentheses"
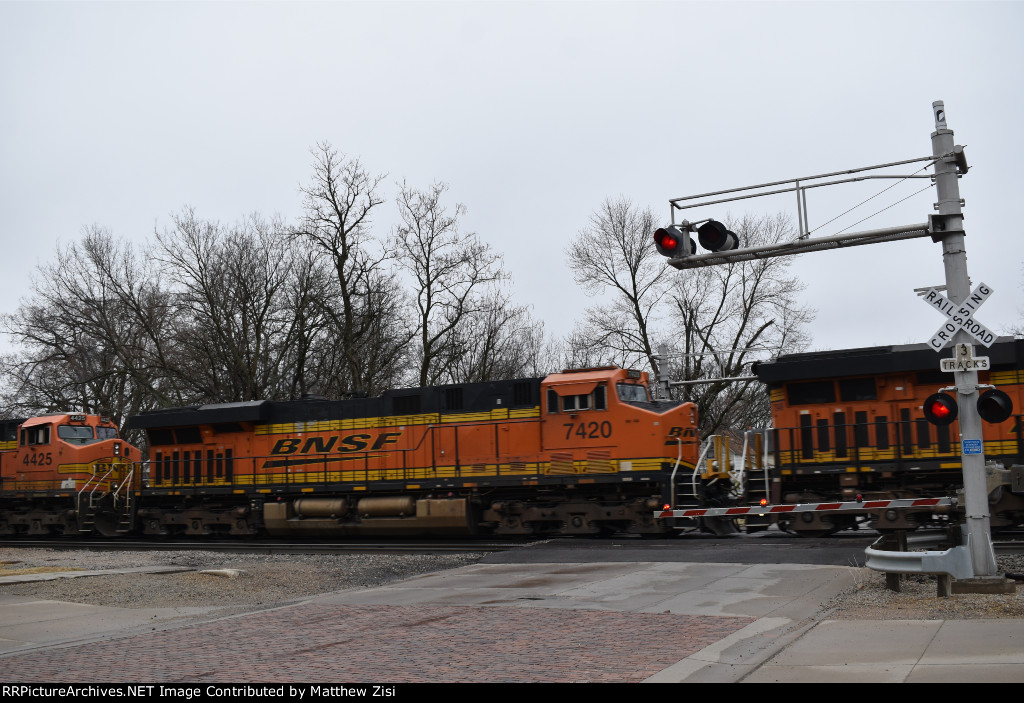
top-left (0, 537), bottom-right (529, 554)
top-left (3, 531), bottom-right (1024, 556)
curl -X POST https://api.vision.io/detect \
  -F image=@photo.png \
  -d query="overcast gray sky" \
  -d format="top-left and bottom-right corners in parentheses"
top-left (2, 0), bottom-right (1021, 363)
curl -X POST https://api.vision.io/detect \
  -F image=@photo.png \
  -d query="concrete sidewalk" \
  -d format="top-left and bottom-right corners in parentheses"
top-left (0, 561), bottom-right (1022, 682)
top-left (741, 618), bottom-right (1024, 683)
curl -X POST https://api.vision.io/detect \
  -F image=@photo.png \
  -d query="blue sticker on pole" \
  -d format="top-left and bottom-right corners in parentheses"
top-left (962, 439), bottom-right (983, 455)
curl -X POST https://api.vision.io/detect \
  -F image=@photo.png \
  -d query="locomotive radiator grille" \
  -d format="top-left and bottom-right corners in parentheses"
top-left (547, 453), bottom-right (576, 475)
top-left (586, 450), bottom-right (613, 473)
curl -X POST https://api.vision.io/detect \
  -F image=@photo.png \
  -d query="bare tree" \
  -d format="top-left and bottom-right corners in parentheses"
top-left (3, 143), bottom-right (549, 425)
top-left (566, 202), bottom-right (813, 438)
top-left (445, 289), bottom-right (556, 382)
top-left (0, 227), bottom-right (174, 433)
top-left (566, 197), bottom-right (667, 375)
top-left (277, 249), bottom-right (337, 399)
top-left (393, 181), bottom-right (505, 386)
top-left (292, 143), bottom-right (411, 395)
top-left (665, 213), bottom-right (814, 437)
top-left (154, 209), bottom-right (301, 402)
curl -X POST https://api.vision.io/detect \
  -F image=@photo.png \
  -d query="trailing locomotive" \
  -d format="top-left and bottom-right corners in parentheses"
top-left (0, 413), bottom-right (139, 535)
top-left (122, 366), bottom-right (724, 537)
top-left (750, 336), bottom-right (1024, 535)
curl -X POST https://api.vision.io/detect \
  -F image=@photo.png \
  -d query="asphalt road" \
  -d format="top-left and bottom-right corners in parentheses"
top-left (483, 530), bottom-right (878, 566)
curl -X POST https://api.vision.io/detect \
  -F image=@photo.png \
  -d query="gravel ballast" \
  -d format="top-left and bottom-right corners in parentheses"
top-left (0, 548), bottom-right (486, 609)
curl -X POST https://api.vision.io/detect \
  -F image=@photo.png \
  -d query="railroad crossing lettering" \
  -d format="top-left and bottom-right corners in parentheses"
top-left (923, 282), bottom-right (996, 350)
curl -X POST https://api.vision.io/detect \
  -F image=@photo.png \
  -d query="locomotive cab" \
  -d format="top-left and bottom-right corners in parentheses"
top-left (538, 367), bottom-right (714, 526)
top-left (7, 414), bottom-right (133, 487)
top-left (540, 367), bottom-right (698, 467)
top-left (0, 413), bottom-right (139, 536)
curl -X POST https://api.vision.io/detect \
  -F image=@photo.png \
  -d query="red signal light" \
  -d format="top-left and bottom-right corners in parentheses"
top-left (923, 392), bottom-right (958, 426)
top-left (653, 226), bottom-right (694, 258)
top-left (654, 229), bottom-right (678, 251)
top-left (759, 498), bottom-right (768, 507)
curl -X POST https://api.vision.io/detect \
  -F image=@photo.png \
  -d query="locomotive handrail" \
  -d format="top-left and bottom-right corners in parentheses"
top-left (667, 435), bottom-right (697, 506)
top-left (737, 430), bottom-right (772, 503)
top-left (78, 463), bottom-right (116, 511)
top-left (111, 464), bottom-right (133, 506)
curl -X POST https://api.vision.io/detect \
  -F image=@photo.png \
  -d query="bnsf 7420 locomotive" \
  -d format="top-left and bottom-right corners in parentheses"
top-left (122, 367), bottom-right (719, 537)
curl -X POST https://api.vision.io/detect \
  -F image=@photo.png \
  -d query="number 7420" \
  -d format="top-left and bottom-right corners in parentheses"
top-left (563, 421), bottom-right (612, 440)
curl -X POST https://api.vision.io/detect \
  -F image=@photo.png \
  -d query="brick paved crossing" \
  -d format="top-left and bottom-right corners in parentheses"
top-left (3, 603), bottom-right (756, 683)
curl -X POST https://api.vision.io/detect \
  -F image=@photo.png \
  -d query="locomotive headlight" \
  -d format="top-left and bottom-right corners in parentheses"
top-left (114, 443), bottom-right (121, 456)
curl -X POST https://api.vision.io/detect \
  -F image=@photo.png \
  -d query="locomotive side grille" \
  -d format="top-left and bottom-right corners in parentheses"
top-left (547, 452), bottom-right (575, 474)
top-left (586, 450), bottom-right (613, 473)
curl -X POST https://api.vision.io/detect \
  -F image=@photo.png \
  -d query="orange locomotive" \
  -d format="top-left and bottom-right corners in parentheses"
top-left (0, 413), bottom-right (139, 535)
top-left (127, 367), bottom-right (714, 537)
top-left (751, 337), bottom-right (1024, 534)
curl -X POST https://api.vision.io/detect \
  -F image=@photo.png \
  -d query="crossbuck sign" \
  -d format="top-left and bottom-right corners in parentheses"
top-left (922, 282), bottom-right (996, 351)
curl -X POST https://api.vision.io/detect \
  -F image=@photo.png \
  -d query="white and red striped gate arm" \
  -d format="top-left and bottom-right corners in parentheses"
top-left (656, 497), bottom-right (956, 520)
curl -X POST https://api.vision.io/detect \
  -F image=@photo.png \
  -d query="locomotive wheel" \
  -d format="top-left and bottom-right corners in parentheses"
top-left (91, 511), bottom-right (123, 537)
top-left (87, 495), bottom-right (132, 537)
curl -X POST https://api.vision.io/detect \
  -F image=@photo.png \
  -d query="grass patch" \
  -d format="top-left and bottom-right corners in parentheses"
top-left (0, 561), bottom-right (85, 577)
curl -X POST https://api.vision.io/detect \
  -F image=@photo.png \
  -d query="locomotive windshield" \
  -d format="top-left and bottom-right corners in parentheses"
top-left (58, 425), bottom-right (95, 444)
top-left (616, 383), bottom-right (650, 403)
top-left (57, 425), bottom-right (118, 444)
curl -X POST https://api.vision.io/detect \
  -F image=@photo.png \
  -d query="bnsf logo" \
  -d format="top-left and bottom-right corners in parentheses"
top-left (271, 432), bottom-right (403, 455)
top-left (666, 426), bottom-right (698, 443)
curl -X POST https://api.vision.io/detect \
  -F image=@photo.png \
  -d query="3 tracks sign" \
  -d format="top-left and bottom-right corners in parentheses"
top-left (939, 342), bottom-right (990, 372)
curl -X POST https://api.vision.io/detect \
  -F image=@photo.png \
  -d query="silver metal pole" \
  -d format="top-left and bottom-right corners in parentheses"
top-left (795, 179), bottom-right (804, 237)
top-left (930, 100), bottom-right (998, 578)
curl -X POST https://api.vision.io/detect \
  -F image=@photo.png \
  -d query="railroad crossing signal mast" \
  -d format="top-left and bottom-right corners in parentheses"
top-left (928, 102), bottom-right (998, 579)
top-left (654, 101), bottom-right (1008, 582)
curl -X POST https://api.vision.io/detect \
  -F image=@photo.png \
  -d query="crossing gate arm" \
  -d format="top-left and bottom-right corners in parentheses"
top-left (656, 497), bottom-right (957, 520)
